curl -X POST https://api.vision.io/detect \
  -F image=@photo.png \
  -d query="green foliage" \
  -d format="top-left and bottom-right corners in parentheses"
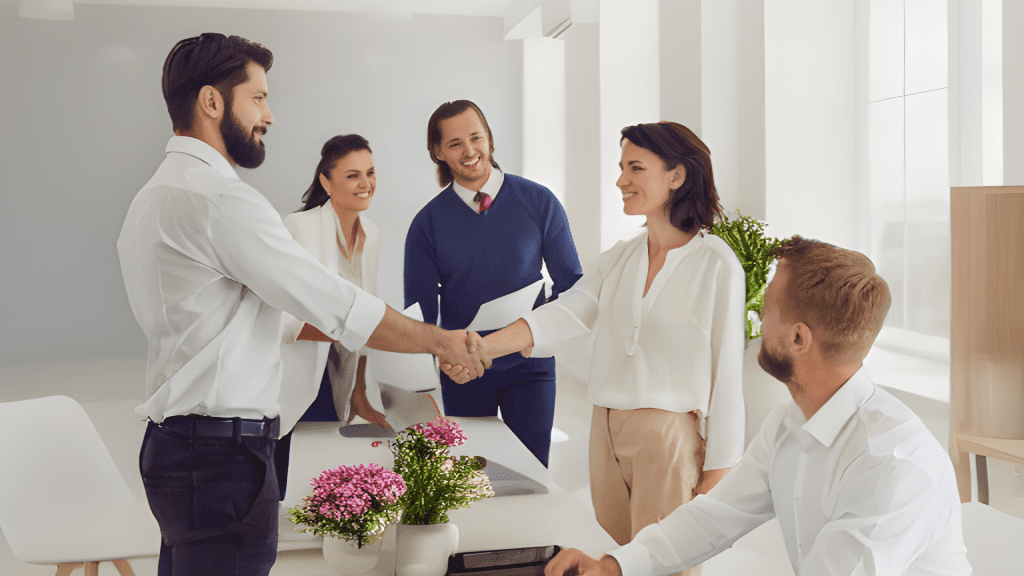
top-left (710, 211), bottom-right (783, 339)
top-left (391, 426), bottom-right (494, 525)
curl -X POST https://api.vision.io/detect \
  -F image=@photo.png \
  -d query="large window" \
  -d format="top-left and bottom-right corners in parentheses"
top-left (868, 0), bottom-right (949, 339)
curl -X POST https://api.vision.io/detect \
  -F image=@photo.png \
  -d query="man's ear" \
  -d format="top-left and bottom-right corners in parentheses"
top-left (196, 85), bottom-right (224, 121)
top-left (791, 322), bottom-right (813, 356)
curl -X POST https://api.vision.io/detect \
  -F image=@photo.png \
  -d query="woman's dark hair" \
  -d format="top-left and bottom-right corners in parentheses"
top-left (299, 134), bottom-right (372, 211)
top-left (619, 121), bottom-right (725, 233)
top-left (162, 33), bottom-right (274, 132)
top-left (426, 100), bottom-right (500, 188)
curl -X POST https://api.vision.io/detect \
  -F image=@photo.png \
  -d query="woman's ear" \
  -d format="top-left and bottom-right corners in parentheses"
top-left (669, 163), bottom-right (687, 190)
top-left (318, 172), bottom-right (331, 196)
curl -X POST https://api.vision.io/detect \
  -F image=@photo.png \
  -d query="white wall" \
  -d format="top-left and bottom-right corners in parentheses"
top-left (0, 3), bottom-right (523, 371)
top-left (764, 0), bottom-right (859, 250)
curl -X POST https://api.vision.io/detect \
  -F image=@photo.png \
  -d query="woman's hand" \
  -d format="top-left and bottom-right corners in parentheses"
top-left (349, 356), bottom-right (391, 429)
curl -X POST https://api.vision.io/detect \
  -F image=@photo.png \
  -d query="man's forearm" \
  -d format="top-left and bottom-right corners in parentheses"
top-left (365, 306), bottom-right (443, 355)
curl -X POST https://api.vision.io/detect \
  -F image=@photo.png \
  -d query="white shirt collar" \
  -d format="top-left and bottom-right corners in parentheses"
top-left (452, 168), bottom-right (504, 210)
top-left (798, 367), bottom-right (875, 448)
top-left (166, 136), bottom-right (239, 180)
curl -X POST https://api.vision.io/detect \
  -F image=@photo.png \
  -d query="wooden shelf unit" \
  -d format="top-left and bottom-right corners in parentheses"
top-left (949, 185), bottom-right (1024, 504)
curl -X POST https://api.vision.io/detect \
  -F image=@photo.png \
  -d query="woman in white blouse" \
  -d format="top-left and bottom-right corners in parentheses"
top-left (278, 134), bottom-right (390, 434)
top-left (453, 122), bottom-right (745, 573)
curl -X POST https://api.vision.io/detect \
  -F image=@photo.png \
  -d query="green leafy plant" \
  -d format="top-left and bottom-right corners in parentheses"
top-left (391, 417), bottom-right (494, 525)
top-left (711, 211), bottom-right (783, 339)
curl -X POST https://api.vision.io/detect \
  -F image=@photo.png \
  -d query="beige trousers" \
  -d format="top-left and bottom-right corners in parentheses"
top-left (590, 406), bottom-right (705, 576)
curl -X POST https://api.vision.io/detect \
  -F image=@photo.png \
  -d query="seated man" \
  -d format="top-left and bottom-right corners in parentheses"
top-left (546, 236), bottom-right (971, 576)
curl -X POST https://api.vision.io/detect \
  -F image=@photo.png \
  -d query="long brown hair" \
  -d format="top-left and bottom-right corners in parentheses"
top-left (620, 121), bottom-right (724, 233)
top-left (426, 100), bottom-right (500, 188)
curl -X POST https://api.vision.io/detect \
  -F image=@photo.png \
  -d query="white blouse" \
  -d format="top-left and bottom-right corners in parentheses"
top-left (524, 230), bottom-right (746, 470)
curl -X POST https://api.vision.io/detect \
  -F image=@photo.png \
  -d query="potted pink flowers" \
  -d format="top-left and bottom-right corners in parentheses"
top-left (391, 417), bottom-right (494, 576)
top-left (288, 463), bottom-right (406, 573)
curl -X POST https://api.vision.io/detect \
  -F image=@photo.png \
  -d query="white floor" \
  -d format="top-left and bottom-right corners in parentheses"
top-left (0, 348), bottom-right (1019, 575)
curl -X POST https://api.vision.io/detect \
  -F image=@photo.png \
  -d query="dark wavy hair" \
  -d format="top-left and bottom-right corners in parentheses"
top-left (162, 33), bottom-right (273, 132)
top-left (299, 134), bottom-right (372, 212)
top-left (426, 100), bottom-right (500, 188)
top-left (620, 121), bottom-right (725, 233)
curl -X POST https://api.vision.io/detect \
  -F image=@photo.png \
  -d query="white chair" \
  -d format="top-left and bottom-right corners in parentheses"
top-left (0, 395), bottom-right (161, 576)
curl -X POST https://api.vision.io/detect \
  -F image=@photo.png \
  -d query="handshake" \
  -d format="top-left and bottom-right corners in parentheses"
top-left (434, 319), bottom-right (535, 385)
top-left (434, 329), bottom-right (493, 383)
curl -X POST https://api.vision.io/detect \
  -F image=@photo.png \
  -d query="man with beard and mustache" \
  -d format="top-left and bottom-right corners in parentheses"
top-left (117, 33), bottom-right (490, 576)
top-left (544, 237), bottom-right (970, 576)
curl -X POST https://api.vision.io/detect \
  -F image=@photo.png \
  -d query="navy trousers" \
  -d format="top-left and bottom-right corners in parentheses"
top-left (440, 364), bottom-right (557, 467)
top-left (140, 419), bottom-right (281, 576)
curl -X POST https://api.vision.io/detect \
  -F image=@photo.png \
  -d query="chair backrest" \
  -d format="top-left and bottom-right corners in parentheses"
top-left (0, 395), bottom-right (137, 552)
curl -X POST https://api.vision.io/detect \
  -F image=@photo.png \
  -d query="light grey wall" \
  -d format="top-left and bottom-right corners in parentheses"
top-left (0, 3), bottom-right (523, 370)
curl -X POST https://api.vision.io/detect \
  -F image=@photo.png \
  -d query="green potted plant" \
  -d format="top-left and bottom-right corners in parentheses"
top-left (711, 211), bottom-right (783, 339)
top-left (391, 417), bottom-right (494, 576)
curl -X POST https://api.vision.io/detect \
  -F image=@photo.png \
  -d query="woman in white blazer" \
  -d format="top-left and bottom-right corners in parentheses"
top-left (278, 134), bottom-right (389, 435)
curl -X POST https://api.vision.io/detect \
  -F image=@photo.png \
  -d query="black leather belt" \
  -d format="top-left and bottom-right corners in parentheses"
top-left (158, 415), bottom-right (280, 440)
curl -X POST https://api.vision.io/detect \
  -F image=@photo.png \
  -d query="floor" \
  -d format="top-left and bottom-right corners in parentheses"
top-left (0, 347), bottom-right (1019, 575)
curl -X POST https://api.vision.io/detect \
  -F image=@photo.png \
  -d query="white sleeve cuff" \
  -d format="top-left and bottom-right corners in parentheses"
top-left (332, 290), bottom-right (387, 353)
top-left (606, 543), bottom-right (653, 576)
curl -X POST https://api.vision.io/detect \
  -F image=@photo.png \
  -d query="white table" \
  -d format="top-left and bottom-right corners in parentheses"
top-left (277, 416), bottom-right (618, 574)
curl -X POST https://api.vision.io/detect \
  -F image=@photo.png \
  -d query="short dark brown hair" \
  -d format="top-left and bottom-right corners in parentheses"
top-left (773, 236), bottom-right (891, 363)
top-left (426, 100), bottom-right (500, 188)
top-left (162, 33), bottom-right (273, 132)
top-left (620, 121), bottom-right (725, 233)
top-left (300, 134), bottom-right (372, 212)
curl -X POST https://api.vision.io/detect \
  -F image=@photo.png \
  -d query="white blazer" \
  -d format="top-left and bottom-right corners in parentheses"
top-left (278, 203), bottom-right (380, 433)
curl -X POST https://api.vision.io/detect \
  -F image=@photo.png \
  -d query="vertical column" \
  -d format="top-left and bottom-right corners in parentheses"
top-left (1004, 0), bottom-right (1024, 185)
top-left (522, 37), bottom-right (567, 201)
top-left (598, 0), bottom-right (660, 250)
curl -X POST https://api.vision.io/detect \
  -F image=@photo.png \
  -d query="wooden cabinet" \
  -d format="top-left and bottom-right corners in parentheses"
top-left (950, 186), bottom-right (1024, 503)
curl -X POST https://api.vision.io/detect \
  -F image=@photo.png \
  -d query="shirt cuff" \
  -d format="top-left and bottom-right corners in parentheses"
top-left (332, 290), bottom-right (387, 353)
top-left (606, 543), bottom-right (653, 576)
top-left (522, 303), bottom-right (589, 358)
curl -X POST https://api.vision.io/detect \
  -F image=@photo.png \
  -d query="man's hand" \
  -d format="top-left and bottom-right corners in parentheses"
top-left (434, 330), bottom-right (490, 381)
top-left (440, 333), bottom-right (493, 384)
top-left (544, 549), bottom-right (622, 576)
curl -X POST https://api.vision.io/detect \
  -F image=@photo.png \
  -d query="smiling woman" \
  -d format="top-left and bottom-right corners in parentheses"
top-left (278, 134), bottom-right (392, 433)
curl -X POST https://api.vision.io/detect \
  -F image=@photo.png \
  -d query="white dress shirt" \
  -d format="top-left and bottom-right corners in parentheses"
top-left (117, 136), bottom-right (386, 423)
top-left (523, 230), bottom-right (746, 470)
top-left (451, 168), bottom-right (504, 210)
top-left (608, 369), bottom-right (972, 576)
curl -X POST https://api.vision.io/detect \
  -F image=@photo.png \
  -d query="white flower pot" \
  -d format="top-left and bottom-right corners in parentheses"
top-left (322, 533), bottom-right (383, 574)
top-left (395, 522), bottom-right (459, 576)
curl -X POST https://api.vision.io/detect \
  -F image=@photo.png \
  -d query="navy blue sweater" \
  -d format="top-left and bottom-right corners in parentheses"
top-left (404, 174), bottom-right (582, 371)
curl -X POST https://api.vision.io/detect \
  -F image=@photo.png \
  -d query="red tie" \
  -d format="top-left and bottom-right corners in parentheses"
top-left (473, 192), bottom-right (492, 213)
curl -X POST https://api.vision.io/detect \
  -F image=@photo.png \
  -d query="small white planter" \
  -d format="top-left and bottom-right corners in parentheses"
top-left (322, 533), bottom-right (383, 574)
top-left (395, 522), bottom-right (459, 576)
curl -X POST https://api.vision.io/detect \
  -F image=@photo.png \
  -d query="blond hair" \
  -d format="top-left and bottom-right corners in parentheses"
top-left (773, 236), bottom-right (891, 363)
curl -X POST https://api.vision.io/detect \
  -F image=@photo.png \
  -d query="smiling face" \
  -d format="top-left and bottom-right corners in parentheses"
top-left (432, 108), bottom-right (493, 190)
top-left (220, 60), bottom-right (274, 168)
top-left (320, 148), bottom-right (376, 217)
top-left (616, 139), bottom-right (684, 219)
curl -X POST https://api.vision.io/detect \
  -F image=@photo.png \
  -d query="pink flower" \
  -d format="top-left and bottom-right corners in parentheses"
top-left (414, 417), bottom-right (467, 447)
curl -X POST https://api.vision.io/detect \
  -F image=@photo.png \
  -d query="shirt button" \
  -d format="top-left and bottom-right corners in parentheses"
top-left (626, 346), bottom-right (635, 356)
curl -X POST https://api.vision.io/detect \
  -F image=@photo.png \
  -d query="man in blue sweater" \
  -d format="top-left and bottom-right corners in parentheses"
top-left (404, 100), bottom-right (582, 467)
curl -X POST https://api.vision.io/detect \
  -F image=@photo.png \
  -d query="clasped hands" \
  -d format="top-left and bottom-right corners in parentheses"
top-left (436, 329), bottom-right (492, 381)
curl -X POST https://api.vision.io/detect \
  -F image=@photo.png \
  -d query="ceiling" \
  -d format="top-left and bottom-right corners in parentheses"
top-left (72, 0), bottom-right (526, 18)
